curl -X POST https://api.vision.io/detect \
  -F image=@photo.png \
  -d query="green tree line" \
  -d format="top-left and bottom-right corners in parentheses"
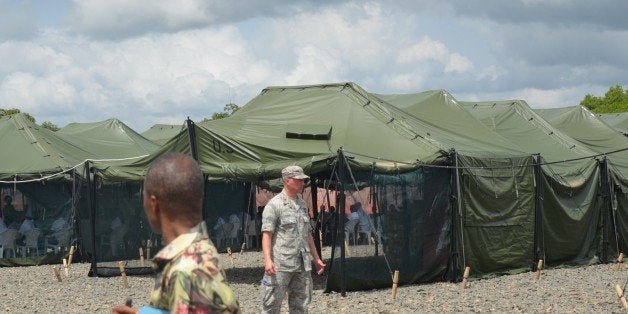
top-left (0, 108), bottom-right (60, 131)
top-left (580, 84), bottom-right (628, 113)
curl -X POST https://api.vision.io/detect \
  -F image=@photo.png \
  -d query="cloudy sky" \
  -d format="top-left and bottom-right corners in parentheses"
top-left (1, 0), bottom-right (626, 132)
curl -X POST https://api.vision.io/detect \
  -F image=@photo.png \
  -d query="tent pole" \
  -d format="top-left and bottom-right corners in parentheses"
top-left (532, 154), bottom-right (544, 271)
top-left (71, 170), bottom-right (83, 261)
top-left (449, 150), bottom-right (462, 282)
top-left (311, 177), bottom-right (322, 259)
top-left (241, 182), bottom-right (251, 248)
top-left (186, 117), bottom-right (198, 160)
top-left (338, 149), bottom-right (347, 297)
top-left (601, 157), bottom-right (613, 263)
top-left (86, 161), bottom-right (98, 277)
top-left (323, 179), bottom-right (339, 294)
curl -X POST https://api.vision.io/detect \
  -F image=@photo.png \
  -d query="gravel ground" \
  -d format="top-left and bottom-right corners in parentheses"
top-left (2, 249), bottom-right (628, 313)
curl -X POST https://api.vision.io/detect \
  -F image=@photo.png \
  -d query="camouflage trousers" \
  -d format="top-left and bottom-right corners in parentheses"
top-left (261, 270), bottom-right (312, 314)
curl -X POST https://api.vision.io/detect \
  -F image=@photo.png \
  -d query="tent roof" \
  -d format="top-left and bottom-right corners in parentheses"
top-left (597, 112), bottom-right (628, 135)
top-left (141, 123), bottom-right (185, 145)
top-left (460, 100), bottom-right (599, 176)
top-left (534, 106), bottom-right (628, 180)
top-left (0, 114), bottom-right (93, 180)
top-left (375, 90), bottom-right (528, 157)
top-left (93, 82), bottom-right (453, 182)
top-left (58, 119), bottom-right (159, 159)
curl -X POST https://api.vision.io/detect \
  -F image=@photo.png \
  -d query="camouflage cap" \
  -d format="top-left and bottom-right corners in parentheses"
top-left (281, 165), bottom-right (309, 180)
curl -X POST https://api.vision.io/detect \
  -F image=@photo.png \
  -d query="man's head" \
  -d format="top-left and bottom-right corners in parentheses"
top-left (3, 195), bottom-right (11, 204)
top-left (143, 153), bottom-right (204, 234)
top-left (281, 165), bottom-right (309, 196)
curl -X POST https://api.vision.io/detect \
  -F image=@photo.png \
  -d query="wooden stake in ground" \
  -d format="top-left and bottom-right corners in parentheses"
top-left (535, 259), bottom-right (544, 281)
top-left (62, 258), bottom-right (69, 276)
top-left (118, 261), bottom-right (129, 288)
top-left (618, 253), bottom-right (624, 271)
top-left (461, 266), bottom-right (471, 289)
top-left (52, 266), bottom-right (62, 282)
top-left (615, 284), bottom-right (628, 309)
top-left (146, 239), bottom-right (152, 260)
top-left (67, 245), bottom-right (75, 266)
top-left (139, 247), bottom-right (145, 267)
top-left (391, 270), bottom-right (400, 299)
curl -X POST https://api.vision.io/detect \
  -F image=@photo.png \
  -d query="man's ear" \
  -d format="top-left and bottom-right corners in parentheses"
top-left (147, 194), bottom-right (163, 234)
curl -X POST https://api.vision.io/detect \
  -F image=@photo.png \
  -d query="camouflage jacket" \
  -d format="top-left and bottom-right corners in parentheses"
top-left (261, 192), bottom-right (312, 272)
top-left (150, 221), bottom-right (241, 313)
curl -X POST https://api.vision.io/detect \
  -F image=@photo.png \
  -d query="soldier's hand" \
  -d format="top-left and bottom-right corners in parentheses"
top-left (315, 258), bottom-right (326, 275)
top-left (265, 260), bottom-right (276, 276)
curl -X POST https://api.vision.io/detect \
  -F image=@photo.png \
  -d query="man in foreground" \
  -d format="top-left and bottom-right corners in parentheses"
top-left (113, 153), bottom-right (240, 313)
top-left (261, 165), bottom-right (326, 314)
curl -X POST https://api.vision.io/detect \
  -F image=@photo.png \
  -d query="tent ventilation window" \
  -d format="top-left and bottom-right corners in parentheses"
top-left (285, 124), bottom-right (332, 140)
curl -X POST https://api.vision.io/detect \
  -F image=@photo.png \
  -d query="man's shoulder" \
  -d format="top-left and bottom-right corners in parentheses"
top-left (168, 240), bottom-right (221, 273)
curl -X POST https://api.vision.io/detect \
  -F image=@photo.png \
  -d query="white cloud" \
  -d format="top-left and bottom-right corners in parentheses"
top-left (397, 37), bottom-right (473, 74)
top-left (0, 27), bottom-right (274, 130)
top-left (478, 65), bottom-right (508, 82)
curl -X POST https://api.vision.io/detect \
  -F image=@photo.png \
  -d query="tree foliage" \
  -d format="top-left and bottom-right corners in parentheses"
top-left (0, 108), bottom-right (35, 123)
top-left (0, 108), bottom-right (59, 131)
top-left (580, 85), bottom-right (628, 113)
top-left (204, 103), bottom-right (240, 121)
top-left (41, 121), bottom-right (60, 131)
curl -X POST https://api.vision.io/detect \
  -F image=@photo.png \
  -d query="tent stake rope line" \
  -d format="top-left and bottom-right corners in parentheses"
top-left (0, 155), bottom-right (150, 184)
top-left (344, 146), bottom-right (628, 171)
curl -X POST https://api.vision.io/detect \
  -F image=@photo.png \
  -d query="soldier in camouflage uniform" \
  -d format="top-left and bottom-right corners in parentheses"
top-left (261, 165), bottom-right (326, 314)
top-left (113, 153), bottom-right (240, 314)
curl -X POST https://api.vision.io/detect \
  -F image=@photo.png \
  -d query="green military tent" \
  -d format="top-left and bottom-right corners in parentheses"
top-left (58, 119), bottom-right (159, 158)
top-left (141, 124), bottom-right (185, 145)
top-left (535, 106), bottom-right (628, 255)
top-left (377, 90), bottom-right (537, 277)
top-left (0, 114), bottom-right (93, 266)
top-left (461, 100), bottom-right (608, 267)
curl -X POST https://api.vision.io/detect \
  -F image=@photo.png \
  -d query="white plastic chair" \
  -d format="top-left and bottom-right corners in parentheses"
top-left (18, 228), bottom-right (42, 257)
top-left (46, 227), bottom-right (73, 253)
top-left (221, 222), bottom-right (235, 247)
top-left (1, 229), bottom-right (18, 258)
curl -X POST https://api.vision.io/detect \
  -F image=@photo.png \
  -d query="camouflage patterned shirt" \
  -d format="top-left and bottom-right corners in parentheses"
top-left (150, 221), bottom-right (241, 313)
top-left (261, 192), bottom-right (312, 272)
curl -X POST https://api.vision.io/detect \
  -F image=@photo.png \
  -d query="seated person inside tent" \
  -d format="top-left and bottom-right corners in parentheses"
top-left (212, 216), bottom-right (226, 248)
top-left (355, 202), bottom-right (371, 244)
top-left (345, 204), bottom-right (359, 244)
top-left (3, 195), bottom-right (24, 229)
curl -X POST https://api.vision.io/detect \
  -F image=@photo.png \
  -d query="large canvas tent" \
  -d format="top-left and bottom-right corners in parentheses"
top-left (375, 90), bottom-right (538, 278)
top-left (0, 114), bottom-right (93, 266)
top-left (58, 119), bottom-right (159, 158)
top-left (535, 106), bottom-right (628, 255)
top-left (461, 100), bottom-right (610, 267)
